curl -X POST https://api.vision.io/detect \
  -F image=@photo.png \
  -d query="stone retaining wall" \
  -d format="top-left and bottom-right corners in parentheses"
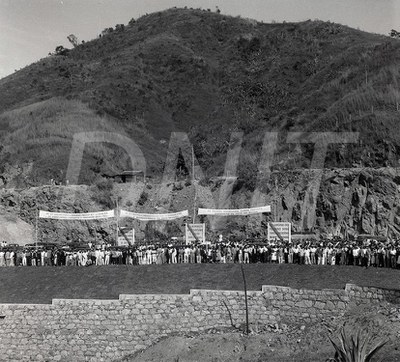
top-left (0, 284), bottom-right (398, 361)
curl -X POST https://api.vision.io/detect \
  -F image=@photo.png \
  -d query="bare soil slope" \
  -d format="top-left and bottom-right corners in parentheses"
top-left (0, 210), bottom-right (33, 245)
top-left (123, 303), bottom-right (400, 362)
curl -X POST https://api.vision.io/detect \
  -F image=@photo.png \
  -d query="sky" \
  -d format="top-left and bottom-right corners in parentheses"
top-left (0, 0), bottom-right (398, 80)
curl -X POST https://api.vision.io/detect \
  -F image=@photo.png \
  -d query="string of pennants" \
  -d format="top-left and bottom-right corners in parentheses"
top-left (38, 205), bottom-right (271, 221)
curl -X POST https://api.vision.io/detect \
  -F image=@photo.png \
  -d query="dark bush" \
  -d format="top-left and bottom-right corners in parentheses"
top-left (138, 191), bottom-right (148, 206)
top-left (94, 177), bottom-right (113, 191)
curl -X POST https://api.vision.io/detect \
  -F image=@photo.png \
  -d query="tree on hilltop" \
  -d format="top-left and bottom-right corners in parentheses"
top-left (54, 45), bottom-right (69, 56)
top-left (101, 27), bottom-right (114, 36)
top-left (390, 29), bottom-right (400, 38)
top-left (115, 24), bottom-right (125, 32)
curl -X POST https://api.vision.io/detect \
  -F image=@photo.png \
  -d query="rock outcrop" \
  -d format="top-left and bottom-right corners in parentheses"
top-left (0, 167), bottom-right (399, 244)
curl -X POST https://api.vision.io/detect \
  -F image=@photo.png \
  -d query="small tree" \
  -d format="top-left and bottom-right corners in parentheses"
top-left (390, 29), bottom-right (400, 38)
top-left (102, 27), bottom-right (114, 36)
top-left (115, 24), bottom-right (125, 32)
top-left (54, 45), bottom-right (69, 56)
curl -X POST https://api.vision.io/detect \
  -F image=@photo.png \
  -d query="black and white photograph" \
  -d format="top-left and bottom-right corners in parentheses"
top-left (0, 0), bottom-right (399, 360)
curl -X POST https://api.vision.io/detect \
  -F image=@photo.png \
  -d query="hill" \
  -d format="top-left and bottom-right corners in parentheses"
top-left (1, 8), bottom-right (400, 240)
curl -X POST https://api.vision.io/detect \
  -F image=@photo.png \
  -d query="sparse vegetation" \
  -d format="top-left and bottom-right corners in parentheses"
top-left (91, 177), bottom-right (114, 208)
top-left (137, 191), bottom-right (148, 206)
top-left (327, 327), bottom-right (387, 362)
top-left (389, 29), bottom-right (400, 38)
top-left (54, 45), bottom-right (69, 56)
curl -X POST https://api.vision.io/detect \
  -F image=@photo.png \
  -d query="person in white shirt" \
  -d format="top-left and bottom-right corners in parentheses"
top-left (22, 251), bottom-right (27, 266)
top-left (82, 251), bottom-right (88, 266)
top-left (310, 245), bottom-right (317, 265)
top-left (244, 247), bottom-right (250, 263)
top-left (304, 247), bottom-right (311, 265)
top-left (146, 249), bottom-right (152, 264)
top-left (0, 250), bottom-right (4, 267)
top-left (95, 249), bottom-right (102, 265)
top-left (292, 244), bottom-right (300, 264)
top-left (171, 248), bottom-right (177, 264)
top-left (9, 251), bottom-right (15, 266)
top-left (104, 250), bottom-right (110, 265)
top-left (271, 246), bottom-right (278, 263)
top-left (137, 249), bottom-right (143, 265)
top-left (352, 245), bottom-right (360, 266)
top-left (184, 247), bottom-right (191, 263)
top-left (389, 246), bottom-right (397, 268)
top-left (41, 250), bottom-right (46, 266)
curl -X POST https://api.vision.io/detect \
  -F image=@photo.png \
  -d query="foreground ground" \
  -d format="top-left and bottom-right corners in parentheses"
top-left (121, 310), bottom-right (400, 362)
top-left (1, 264), bottom-right (399, 361)
top-left (0, 263), bottom-right (399, 303)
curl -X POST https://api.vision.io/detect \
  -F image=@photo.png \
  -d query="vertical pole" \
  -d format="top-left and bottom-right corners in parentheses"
top-left (192, 145), bottom-right (195, 182)
top-left (115, 198), bottom-right (119, 246)
top-left (192, 145), bottom-right (196, 224)
top-left (240, 264), bottom-right (249, 335)
top-left (35, 211), bottom-right (38, 249)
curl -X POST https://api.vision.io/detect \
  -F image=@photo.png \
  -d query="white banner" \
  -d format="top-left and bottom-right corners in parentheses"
top-left (39, 210), bottom-right (115, 220)
top-left (118, 228), bottom-right (135, 246)
top-left (120, 209), bottom-right (189, 221)
top-left (268, 222), bottom-right (291, 243)
top-left (186, 223), bottom-right (205, 244)
top-left (198, 205), bottom-right (271, 216)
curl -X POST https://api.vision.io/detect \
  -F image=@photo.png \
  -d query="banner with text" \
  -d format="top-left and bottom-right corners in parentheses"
top-left (268, 222), bottom-right (291, 243)
top-left (198, 205), bottom-right (271, 216)
top-left (118, 228), bottom-right (135, 247)
top-left (185, 223), bottom-right (205, 244)
top-left (38, 210), bottom-right (115, 220)
top-left (120, 209), bottom-right (189, 221)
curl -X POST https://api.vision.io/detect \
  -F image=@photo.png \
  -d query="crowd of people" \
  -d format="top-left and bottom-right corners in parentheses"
top-left (0, 238), bottom-right (400, 268)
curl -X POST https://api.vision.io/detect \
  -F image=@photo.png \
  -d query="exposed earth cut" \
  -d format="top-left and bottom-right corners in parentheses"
top-left (1, 167), bottom-right (400, 243)
top-left (124, 302), bottom-right (400, 362)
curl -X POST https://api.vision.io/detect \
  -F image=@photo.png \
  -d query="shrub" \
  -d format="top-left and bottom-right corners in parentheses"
top-left (327, 327), bottom-right (387, 362)
top-left (172, 182), bottom-right (183, 191)
top-left (115, 24), bottom-right (125, 32)
top-left (94, 177), bottom-right (113, 191)
top-left (198, 177), bottom-right (211, 187)
top-left (91, 177), bottom-right (114, 208)
top-left (54, 45), bottom-right (70, 56)
top-left (138, 191), bottom-right (148, 206)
